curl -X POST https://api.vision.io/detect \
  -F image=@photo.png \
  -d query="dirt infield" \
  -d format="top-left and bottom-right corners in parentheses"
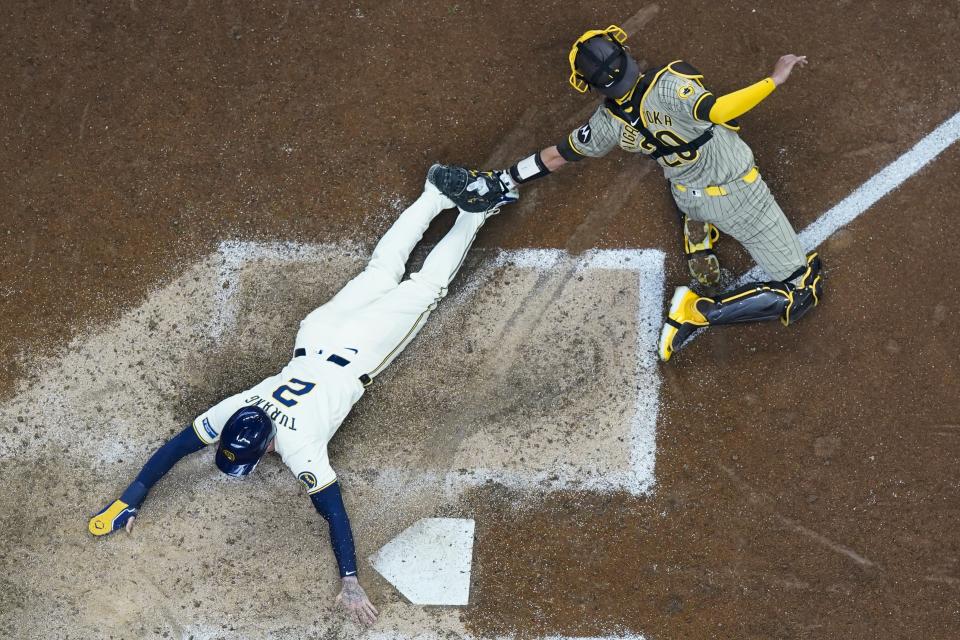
top-left (2, 1), bottom-right (959, 639)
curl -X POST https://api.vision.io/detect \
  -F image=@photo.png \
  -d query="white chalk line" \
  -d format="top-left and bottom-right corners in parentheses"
top-left (213, 243), bottom-right (666, 497)
top-left (367, 634), bottom-right (648, 640)
top-left (741, 109), bottom-right (960, 284)
top-left (181, 627), bottom-right (649, 640)
top-left (674, 109), bottom-right (960, 351)
top-left (211, 239), bottom-right (367, 339)
top-left (357, 109), bottom-right (959, 637)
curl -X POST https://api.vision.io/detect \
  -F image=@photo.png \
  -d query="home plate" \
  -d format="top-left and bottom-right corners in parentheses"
top-left (370, 518), bottom-right (476, 606)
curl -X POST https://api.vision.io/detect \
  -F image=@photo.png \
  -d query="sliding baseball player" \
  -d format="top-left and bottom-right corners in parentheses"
top-left (88, 164), bottom-right (517, 626)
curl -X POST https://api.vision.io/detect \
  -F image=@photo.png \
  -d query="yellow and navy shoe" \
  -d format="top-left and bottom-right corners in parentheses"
top-left (658, 286), bottom-right (710, 362)
top-left (88, 499), bottom-right (138, 536)
top-left (683, 217), bottom-right (721, 287)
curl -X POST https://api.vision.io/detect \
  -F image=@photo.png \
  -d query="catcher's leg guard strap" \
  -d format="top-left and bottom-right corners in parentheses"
top-left (700, 283), bottom-right (791, 325)
top-left (701, 253), bottom-right (824, 327)
top-left (782, 253), bottom-right (824, 325)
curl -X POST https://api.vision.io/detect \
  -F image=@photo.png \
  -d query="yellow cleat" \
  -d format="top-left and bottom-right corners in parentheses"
top-left (88, 499), bottom-right (137, 536)
top-left (658, 286), bottom-right (710, 362)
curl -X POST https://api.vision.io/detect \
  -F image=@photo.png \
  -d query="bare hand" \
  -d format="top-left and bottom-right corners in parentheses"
top-left (125, 516), bottom-right (136, 533)
top-left (336, 576), bottom-right (378, 626)
top-left (771, 54), bottom-right (808, 86)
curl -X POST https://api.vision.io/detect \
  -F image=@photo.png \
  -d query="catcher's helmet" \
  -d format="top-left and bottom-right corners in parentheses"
top-left (215, 406), bottom-right (275, 477)
top-left (568, 25), bottom-right (639, 98)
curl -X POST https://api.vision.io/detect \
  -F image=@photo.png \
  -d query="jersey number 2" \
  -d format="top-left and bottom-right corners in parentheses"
top-left (272, 378), bottom-right (316, 407)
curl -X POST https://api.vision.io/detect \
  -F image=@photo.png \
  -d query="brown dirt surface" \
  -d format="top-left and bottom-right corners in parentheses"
top-left (466, 145), bottom-right (960, 639)
top-left (2, 1), bottom-right (959, 639)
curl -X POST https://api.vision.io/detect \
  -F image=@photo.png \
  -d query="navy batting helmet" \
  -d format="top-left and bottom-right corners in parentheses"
top-left (215, 406), bottom-right (275, 477)
top-left (568, 25), bottom-right (640, 99)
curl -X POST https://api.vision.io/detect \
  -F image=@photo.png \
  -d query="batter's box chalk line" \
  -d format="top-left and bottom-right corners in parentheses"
top-left (211, 242), bottom-right (666, 497)
top-left (680, 108), bottom-right (960, 347)
top-left (738, 109), bottom-right (960, 285)
top-left (365, 634), bottom-right (649, 640)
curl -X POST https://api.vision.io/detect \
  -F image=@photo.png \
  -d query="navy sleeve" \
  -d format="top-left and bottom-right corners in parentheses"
top-left (556, 135), bottom-right (587, 162)
top-left (310, 481), bottom-right (358, 577)
top-left (119, 425), bottom-right (207, 507)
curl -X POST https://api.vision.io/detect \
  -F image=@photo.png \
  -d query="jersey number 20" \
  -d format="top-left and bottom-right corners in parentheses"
top-left (639, 129), bottom-right (699, 167)
top-left (272, 378), bottom-right (316, 407)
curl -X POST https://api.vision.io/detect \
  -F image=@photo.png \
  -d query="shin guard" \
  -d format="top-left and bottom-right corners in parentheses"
top-left (700, 252), bottom-right (824, 327)
top-left (699, 283), bottom-right (791, 325)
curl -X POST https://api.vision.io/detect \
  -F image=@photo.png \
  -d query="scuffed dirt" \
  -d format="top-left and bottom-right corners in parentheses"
top-left (2, 1), bottom-right (960, 639)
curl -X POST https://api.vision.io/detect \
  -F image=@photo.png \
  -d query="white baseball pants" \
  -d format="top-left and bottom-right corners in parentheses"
top-left (294, 187), bottom-right (486, 379)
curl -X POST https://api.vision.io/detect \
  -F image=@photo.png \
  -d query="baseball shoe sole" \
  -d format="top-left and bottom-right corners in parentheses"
top-left (89, 499), bottom-right (137, 536)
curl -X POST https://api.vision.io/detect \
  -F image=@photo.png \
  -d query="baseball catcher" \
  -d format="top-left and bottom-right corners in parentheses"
top-left (88, 165), bottom-right (518, 626)
top-left (474, 25), bottom-right (823, 360)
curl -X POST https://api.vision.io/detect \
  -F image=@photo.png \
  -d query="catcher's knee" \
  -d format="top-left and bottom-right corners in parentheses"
top-left (781, 253), bottom-right (824, 326)
top-left (682, 215), bottom-right (721, 286)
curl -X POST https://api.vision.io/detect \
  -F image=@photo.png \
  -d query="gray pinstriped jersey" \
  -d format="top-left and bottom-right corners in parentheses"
top-left (566, 61), bottom-right (756, 189)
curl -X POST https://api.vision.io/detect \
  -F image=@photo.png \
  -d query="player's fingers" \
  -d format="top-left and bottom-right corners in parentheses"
top-left (368, 600), bottom-right (379, 616)
top-left (363, 602), bottom-right (378, 623)
top-left (125, 516), bottom-right (136, 533)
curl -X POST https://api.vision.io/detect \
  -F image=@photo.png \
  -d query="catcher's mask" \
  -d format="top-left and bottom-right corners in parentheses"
top-left (568, 25), bottom-right (639, 98)
top-left (215, 406), bottom-right (275, 477)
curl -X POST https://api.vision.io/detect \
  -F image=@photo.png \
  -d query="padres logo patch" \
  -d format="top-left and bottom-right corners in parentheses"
top-left (677, 83), bottom-right (695, 100)
top-left (297, 472), bottom-right (318, 492)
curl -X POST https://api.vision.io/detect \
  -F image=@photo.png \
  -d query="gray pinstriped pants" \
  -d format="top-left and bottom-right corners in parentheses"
top-left (671, 174), bottom-right (806, 281)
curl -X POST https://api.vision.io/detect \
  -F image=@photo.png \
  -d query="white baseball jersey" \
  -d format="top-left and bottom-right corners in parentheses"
top-left (190, 186), bottom-right (487, 496)
top-left (193, 357), bottom-right (365, 494)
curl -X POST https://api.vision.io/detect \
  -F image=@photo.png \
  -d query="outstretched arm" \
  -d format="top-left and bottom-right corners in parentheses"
top-left (88, 425), bottom-right (207, 535)
top-left (499, 107), bottom-right (619, 190)
top-left (497, 142), bottom-right (580, 191)
top-left (696, 54), bottom-right (808, 124)
top-left (311, 482), bottom-right (378, 626)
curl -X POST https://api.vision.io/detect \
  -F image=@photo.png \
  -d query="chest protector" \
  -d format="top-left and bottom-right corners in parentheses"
top-left (605, 64), bottom-right (715, 160)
